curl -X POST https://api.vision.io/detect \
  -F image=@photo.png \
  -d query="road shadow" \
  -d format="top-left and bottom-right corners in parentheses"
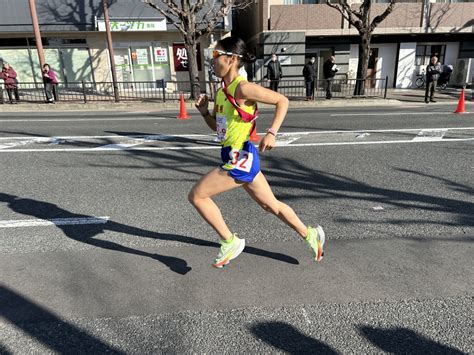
top-left (358, 325), bottom-right (466, 354)
top-left (0, 193), bottom-right (298, 273)
top-left (250, 321), bottom-right (338, 354)
top-left (0, 285), bottom-right (124, 354)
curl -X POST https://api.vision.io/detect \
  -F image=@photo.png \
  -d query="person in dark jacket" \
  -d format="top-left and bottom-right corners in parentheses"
top-left (425, 56), bottom-right (442, 103)
top-left (303, 57), bottom-right (316, 100)
top-left (323, 55), bottom-right (338, 99)
top-left (42, 63), bottom-right (59, 103)
top-left (265, 53), bottom-right (282, 92)
top-left (0, 63), bottom-right (20, 104)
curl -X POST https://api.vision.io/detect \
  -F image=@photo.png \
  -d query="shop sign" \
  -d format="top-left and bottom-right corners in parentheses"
top-left (154, 47), bottom-right (168, 62)
top-left (172, 43), bottom-right (201, 72)
top-left (98, 19), bottom-right (166, 32)
top-left (136, 49), bottom-right (149, 65)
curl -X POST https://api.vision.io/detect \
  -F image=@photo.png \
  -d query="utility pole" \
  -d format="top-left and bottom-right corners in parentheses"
top-left (103, 0), bottom-right (120, 102)
top-left (28, 0), bottom-right (45, 72)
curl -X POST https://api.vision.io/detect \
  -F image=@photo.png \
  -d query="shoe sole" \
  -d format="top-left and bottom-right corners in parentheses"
top-left (212, 239), bottom-right (246, 268)
top-left (315, 225), bottom-right (325, 262)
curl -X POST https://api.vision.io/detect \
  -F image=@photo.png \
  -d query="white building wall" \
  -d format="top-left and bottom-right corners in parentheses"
top-left (372, 44), bottom-right (397, 89)
top-left (444, 42), bottom-right (459, 66)
top-left (396, 42), bottom-right (417, 88)
top-left (348, 44), bottom-right (358, 79)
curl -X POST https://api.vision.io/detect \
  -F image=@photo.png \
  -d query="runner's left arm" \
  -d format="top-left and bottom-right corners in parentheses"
top-left (237, 81), bottom-right (289, 152)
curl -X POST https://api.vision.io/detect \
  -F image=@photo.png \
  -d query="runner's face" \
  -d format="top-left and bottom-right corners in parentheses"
top-left (212, 46), bottom-right (237, 78)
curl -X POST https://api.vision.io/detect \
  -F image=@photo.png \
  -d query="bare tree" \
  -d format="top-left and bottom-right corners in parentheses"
top-left (326, 0), bottom-right (396, 95)
top-left (144, 0), bottom-right (251, 98)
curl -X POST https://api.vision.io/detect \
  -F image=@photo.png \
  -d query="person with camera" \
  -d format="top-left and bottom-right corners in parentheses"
top-left (43, 63), bottom-right (58, 103)
top-left (0, 62), bottom-right (20, 104)
top-left (323, 55), bottom-right (339, 99)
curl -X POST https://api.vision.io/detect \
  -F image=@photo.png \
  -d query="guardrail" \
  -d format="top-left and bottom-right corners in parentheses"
top-left (0, 77), bottom-right (388, 104)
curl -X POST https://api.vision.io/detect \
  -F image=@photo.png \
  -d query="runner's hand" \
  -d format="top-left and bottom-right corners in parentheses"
top-left (259, 133), bottom-right (275, 153)
top-left (195, 94), bottom-right (209, 116)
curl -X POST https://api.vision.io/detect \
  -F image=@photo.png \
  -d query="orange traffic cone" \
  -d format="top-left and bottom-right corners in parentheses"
top-left (454, 88), bottom-right (466, 114)
top-left (249, 122), bottom-right (260, 142)
top-left (177, 93), bottom-right (190, 120)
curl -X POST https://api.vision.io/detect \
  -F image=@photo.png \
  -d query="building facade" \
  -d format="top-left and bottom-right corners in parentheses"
top-left (235, 0), bottom-right (474, 88)
top-left (0, 0), bottom-right (230, 88)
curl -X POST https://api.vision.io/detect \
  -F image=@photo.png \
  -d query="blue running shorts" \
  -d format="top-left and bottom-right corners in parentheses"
top-left (220, 141), bottom-right (260, 183)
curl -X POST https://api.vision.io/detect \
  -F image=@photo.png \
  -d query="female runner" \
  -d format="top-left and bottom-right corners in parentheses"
top-left (190, 37), bottom-right (325, 268)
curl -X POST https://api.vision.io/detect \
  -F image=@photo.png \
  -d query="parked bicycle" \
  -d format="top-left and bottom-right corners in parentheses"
top-left (415, 69), bottom-right (425, 88)
top-left (415, 66), bottom-right (452, 90)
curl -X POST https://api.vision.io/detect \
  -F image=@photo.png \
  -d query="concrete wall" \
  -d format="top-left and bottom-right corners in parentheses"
top-left (373, 44), bottom-right (397, 89)
top-left (260, 31), bottom-right (306, 79)
top-left (444, 42), bottom-right (460, 67)
top-left (396, 42), bottom-right (417, 88)
top-left (270, 5), bottom-right (343, 31)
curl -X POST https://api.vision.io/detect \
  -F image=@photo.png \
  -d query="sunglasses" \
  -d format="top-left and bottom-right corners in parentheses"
top-left (212, 49), bottom-right (243, 59)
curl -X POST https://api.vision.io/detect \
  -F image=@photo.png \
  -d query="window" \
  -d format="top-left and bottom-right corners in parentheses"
top-left (415, 44), bottom-right (446, 66)
top-left (283, 0), bottom-right (318, 4)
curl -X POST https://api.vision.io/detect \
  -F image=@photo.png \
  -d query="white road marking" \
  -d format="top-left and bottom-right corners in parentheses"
top-left (1, 128), bottom-right (473, 141)
top-left (331, 112), bottom-right (465, 117)
top-left (412, 129), bottom-right (447, 141)
top-left (0, 117), bottom-right (167, 123)
top-left (1, 137), bottom-right (473, 153)
top-left (0, 216), bottom-right (110, 228)
top-left (0, 138), bottom-right (51, 150)
top-left (0, 128), bottom-right (472, 153)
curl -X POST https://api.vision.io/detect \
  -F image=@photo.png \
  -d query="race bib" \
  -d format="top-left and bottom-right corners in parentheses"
top-left (216, 115), bottom-right (227, 141)
top-left (228, 149), bottom-right (253, 173)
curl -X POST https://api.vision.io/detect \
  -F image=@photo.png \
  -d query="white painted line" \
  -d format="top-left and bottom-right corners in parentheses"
top-left (0, 133), bottom-right (211, 141)
top-left (412, 129), bottom-right (447, 141)
top-left (0, 138), bottom-right (50, 149)
top-left (1, 128), bottom-right (473, 141)
top-left (0, 117), bottom-right (167, 123)
top-left (0, 216), bottom-right (110, 228)
top-left (1, 137), bottom-right (473, 153)
top-left (331, 112), bottom-right (463, 117)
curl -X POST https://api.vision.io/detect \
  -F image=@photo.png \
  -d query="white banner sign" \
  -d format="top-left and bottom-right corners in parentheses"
top-left (98, 19), bottom-right (166, 32)
top-left (154, 47), bottom-right (168, 62)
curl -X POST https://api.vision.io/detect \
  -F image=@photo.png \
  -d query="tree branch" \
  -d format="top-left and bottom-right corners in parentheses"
top-left (325, 0), bottom-right (363, 31)
top-left (370, 0), bottom-right (396, 32)
top-left (144, 0), bottom-right (186, 34)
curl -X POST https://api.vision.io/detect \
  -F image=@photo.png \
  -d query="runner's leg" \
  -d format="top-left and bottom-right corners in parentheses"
top-left (188, 167), bottom-right (242, 240)
top-left (244, 172), bottom-right (307, 238)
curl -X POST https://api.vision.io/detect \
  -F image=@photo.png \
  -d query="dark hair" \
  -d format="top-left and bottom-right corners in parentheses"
top-left (217, 36), bottom-right (256, 67)
top-left (43, 63), bottom-right (50, 68)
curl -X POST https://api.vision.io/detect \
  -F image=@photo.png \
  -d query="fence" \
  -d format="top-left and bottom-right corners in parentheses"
top-left (0, 77), bottom-right (388, 104)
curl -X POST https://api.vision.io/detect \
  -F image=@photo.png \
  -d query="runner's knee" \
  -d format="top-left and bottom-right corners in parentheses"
top-left (188, 188), bottom-right (199, 205)
top-left (259, 201), bottom-right (280, 215)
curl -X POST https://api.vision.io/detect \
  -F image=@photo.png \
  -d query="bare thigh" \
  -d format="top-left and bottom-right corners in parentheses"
top-left (243, 172), bottom-right (279, 212)
top-left (190, 167), bottom-right (243, 200)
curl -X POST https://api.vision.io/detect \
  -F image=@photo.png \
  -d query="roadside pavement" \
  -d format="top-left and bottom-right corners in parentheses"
top-left (0, 87), bottom-right (471, 113)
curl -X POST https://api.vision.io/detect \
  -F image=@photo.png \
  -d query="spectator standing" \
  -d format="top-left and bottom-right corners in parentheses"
top-left (323, 55), bottom-right (338, 99)
top-left (0, 63), bottom-right (20, 104)
top-left (265, 53), bottom-right (282, 92)
top-left (303, 57), bottom-right (316, 100)
top-left (425, 56), bottom-right (441, 104)
top-left (43, 63), bottom-right (58, 103)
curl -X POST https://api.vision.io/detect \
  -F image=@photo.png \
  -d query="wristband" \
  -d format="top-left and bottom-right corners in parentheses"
top-left (267, 128), bottom-right (277, 137)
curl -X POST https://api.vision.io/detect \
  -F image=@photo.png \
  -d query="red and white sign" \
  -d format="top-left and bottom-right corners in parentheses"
top-left (172, 43), bottom-right (201, 72)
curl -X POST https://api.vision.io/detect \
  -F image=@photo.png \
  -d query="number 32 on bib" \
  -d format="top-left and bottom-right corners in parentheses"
top-left (228, 149), bottom-right (253, 173)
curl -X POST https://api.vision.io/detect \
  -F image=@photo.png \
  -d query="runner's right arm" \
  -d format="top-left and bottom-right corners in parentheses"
top-left (195, 94), bottom-right (217, 131)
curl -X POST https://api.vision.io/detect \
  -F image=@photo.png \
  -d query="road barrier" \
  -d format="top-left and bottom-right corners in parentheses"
top-left (0, 77), bottom-right (388, 104)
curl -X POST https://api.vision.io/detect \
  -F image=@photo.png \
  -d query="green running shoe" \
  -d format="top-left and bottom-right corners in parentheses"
top-left (212, 234), bottom-right (245, 268)
top-left (306, 225), bottom-right (325, 262)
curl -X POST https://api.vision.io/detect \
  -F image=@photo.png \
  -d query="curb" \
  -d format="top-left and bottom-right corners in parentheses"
top-left (0, 98), bottom-right (468, 113)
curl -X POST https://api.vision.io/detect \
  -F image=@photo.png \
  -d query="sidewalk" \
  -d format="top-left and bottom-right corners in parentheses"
top-left (0, 88), bottom-right (470, 113)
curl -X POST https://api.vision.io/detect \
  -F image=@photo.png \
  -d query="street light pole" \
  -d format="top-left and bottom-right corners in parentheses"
top-left (103, 0), bottom-right (120, 102)
top-left (28, 0), bottom-right (45, 72)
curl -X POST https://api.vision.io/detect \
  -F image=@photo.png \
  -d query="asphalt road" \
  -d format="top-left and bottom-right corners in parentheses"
top-left (0, 104), bottom-right (473, 354)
